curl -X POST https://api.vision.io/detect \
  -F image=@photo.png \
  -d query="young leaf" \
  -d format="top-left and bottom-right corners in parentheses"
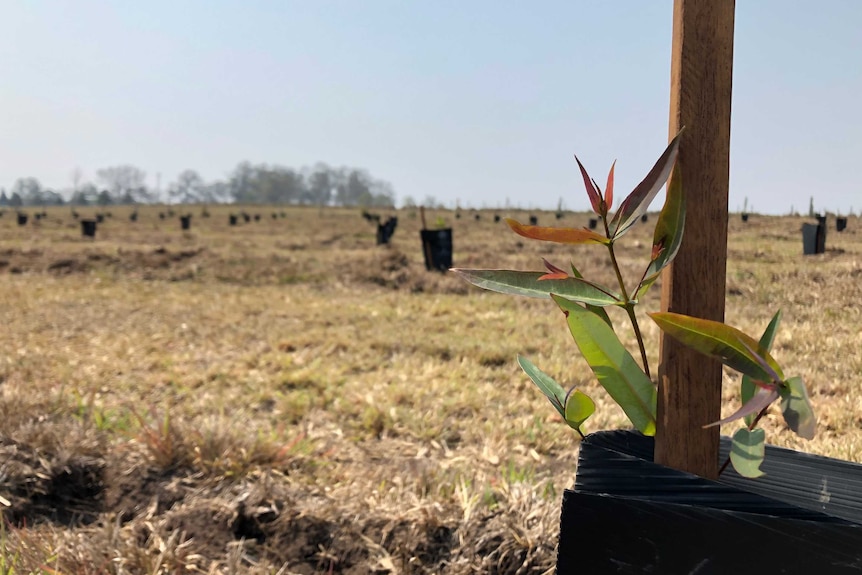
top-left (604, 161), bottom-right (615, 212)
top-left (742, 310), bottom-right (783, 425)
top-left (506, 218), bottom-right (609, 245)
top-left (564, 389), bottom-right (596, 431)
top-left (635, 162), bottom-right (685, 300)
top-left (517, 356), bottom-right (566, 419)
top-left (609, 130), bottom-right (684, 239)
top-left (703, 387), bottom-right (779, 428)
top-left (451, 269), bottom-right (621, 307)
top-left (730, 428), bottom-right (766, 479)
top-left (649, 312), bottom-right (785, 383)
top-left (780, 376), bottom-right (816, 439)
top-left (553, 295), bottom-right (657, 435)
top-left (575, 156), bottom-right (603, 216)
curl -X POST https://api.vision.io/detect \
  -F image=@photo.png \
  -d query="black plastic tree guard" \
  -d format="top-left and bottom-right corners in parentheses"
top-left (557, 430), bottom-right (862, 574)
top-left (420, 228), bottom-right (452, 272)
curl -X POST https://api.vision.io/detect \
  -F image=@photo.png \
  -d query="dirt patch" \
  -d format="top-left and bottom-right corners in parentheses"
top-left (1, 437), bottom-right (105, 526)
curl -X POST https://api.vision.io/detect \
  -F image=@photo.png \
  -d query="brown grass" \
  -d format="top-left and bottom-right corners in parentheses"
top-left (0, 205), bottom-right (860, 573)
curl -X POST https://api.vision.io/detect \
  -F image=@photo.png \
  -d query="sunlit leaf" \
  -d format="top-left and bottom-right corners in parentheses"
top-left (564, 389), bottom-right (596, 431)
top-left (452, 269), bottom-right (621, 306)
top-left (703, 387), bottom-right (779, 428)
top-left (553, 295), bottom-right (657, 435)
top-left (517, 356), bottom-right (566, 419)
top-left (650, 312), bottom-right (785, 383)
top-left (506, 218), bottom-right (609, 245)
top-left (609, 129), bottom-right (684, 239)
top-left (575, 156), bottom-right (602, 215)
top-left (742, 310), bottom-right (783, 425)
top-left (604, 161), bottom-right (615, 212)
top-left (780, 376), bottom-right (816, 439)
top-left (730, 428), bottom-right (766, 478)
top-left (635, 163), bottom-right (685, 299)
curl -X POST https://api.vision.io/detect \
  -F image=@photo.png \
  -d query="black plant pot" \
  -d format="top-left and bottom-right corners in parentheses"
top-left (529, 215), bottom-right (538, 225)
top-left (180, 215), bottom-right (191, 230)
top-left (557, 430), bottom-right (862, 574)
top-left (741, 212), bottom-right (749, 222)
top-left (80, 219), bottom-right (97, 238)
top-left (802, 220), bottom-right (827, 255)
top-left (837, 217), bottom-right (848, 232)
top-left (588, 218), bottom-right (598, 230)
top-left (17, 213), bottom-right (28, 226)
top-left (421, 228), bottom-right (452, 272)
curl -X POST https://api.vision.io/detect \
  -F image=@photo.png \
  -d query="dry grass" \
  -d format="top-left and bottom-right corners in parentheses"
top-left (0, 205), bottom-right (860, 573)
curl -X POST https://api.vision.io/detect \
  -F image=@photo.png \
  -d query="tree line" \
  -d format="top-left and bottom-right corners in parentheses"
top-left (0, 163), bottom-right (396, 208)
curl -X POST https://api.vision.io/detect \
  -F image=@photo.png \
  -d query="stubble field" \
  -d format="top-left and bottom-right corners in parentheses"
top-left (0, 205), bottom-right (860, 574)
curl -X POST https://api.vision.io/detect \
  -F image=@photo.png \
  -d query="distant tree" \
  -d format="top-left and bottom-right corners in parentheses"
top-left (97, 190), bottom-right (113, 206)
top-left (402, 195), bottom-right (417, 208)
top-left (168, 170), bottom-right (206, 204)
top-left (11, 177), bottom-right (42, 205)
top-left (9, 192), bottom-right (23, 207)
top-left (200, 181), bottom-right (231, 203)
top-left (97, 165), bottom-right (147, 203)
top-left (0, 190), bottom-right (8, 206)
top-left (41, 189), bottom-right (65, 206)
top-left (306, 164), bottom-right (333, 205)
top-left (70, 183), bottom-right (99, 206)
top-left (809, 196), bottom-right (815, 217)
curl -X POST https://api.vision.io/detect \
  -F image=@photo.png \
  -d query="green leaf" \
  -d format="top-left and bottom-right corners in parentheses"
top-left (609, 129), bottom-right (684, 239)
top-left (506, 218), bottom-right (609, 245)
top-left (730, 428), bottom-right (766, 478)
top-left (570, 263), bottom-right (613, 328)
top-left (451, 269), bottom-right (621, 307)
top-left (517, 355), bottom-right (566, 419)
top-left (649, 312), bottom-right (785, 383)
top-left (564, 389), bottom-right (596, 431)
top-left (780, 376), bottom-right (816, 440)
top-left (742, 310), bottom-right (783, 425)
top-left (553, 295), bottom-right (657, 435)
top-left (635, 162), bottom-right (686, 300)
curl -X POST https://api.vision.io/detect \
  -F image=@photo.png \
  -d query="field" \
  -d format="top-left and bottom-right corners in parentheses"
top-left (0, 204), bottom-right (861, 574)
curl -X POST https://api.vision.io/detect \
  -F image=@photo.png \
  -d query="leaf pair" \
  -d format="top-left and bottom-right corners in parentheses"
top-left (651, 310), bottom-right (816, 478)
top-left (504, 130), bottom-right (684, 248)
top-left (517, 356), bottom-right (595, 433)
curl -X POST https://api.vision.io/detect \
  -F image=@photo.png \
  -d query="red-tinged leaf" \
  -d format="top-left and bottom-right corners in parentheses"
top-left (739, 340), bottom-right (783, 385)
top-left (538, 272), bottom-right (568, 281)
top-left (636, 163), bottom-right (685, 300)
top-left (650, 312), bottom-right (785, 383)
top-left (742, 310), bottom-right (783, 426)
top-left (703, 387), bottom-right (779, 429)
top-left (506, 218), bottom-right (609, 245)
top-left (575, 156), bottom-right (602, 215)
top-left (610, 129), bottom-right (685, 239)
top-left (605, 161), bottom-right (615, 211)
top-left (543, 258), bottom-right (568, 275)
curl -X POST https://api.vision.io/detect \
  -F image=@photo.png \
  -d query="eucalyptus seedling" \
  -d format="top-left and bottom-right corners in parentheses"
top-left (453, 131), bottom-right (815, 478)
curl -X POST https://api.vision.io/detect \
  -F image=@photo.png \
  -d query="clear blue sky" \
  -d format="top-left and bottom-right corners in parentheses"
top-left (2, 1), bottom-right (860, 214)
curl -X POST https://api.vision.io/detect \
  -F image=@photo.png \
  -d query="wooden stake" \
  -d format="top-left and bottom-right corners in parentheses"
top-left (657, 0), bottom-right (735, 479)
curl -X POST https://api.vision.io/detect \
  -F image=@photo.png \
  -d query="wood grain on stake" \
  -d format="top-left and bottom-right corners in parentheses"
top-left (657, 0), bottom-right (735, 479)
